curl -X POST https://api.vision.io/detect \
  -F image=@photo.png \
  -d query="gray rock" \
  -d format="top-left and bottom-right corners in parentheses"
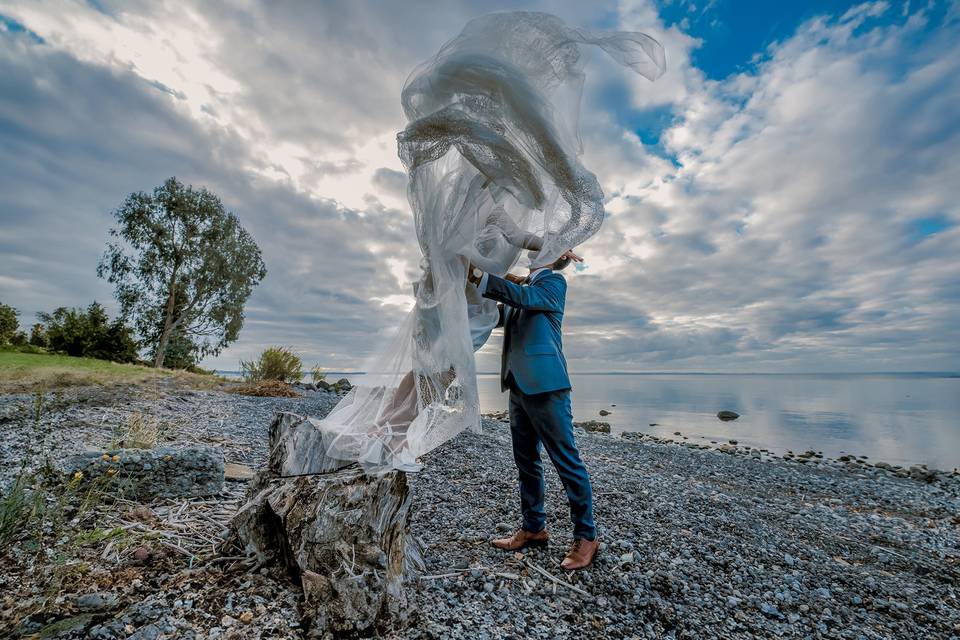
top-left (76, 592), bottom-right (118, 612)
top-left (60, 446), bottom-right (224, 500)
top-left (717, 411), bottom-right (740, 421)
top-left (575, 420), bottom-right (610, 433)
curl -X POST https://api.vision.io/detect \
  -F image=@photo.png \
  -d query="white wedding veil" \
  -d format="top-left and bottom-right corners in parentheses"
top-left (302, 12), bottom-right (665, 473)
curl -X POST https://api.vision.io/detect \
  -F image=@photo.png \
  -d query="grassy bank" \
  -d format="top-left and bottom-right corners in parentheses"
top-left (0, 350), bottom-right (225, 393)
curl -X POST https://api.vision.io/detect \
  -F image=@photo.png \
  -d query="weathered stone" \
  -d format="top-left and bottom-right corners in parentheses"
top-left (227, 412), bottom-right (423, 636)
top-left (60, 446), bottom-right (224, 500)
top-left (76, 592), bottom-right (118, 613)
top-left (575, 420), bottom-right (611, 433)
top-left (717, 410), bottom-right (740, 421)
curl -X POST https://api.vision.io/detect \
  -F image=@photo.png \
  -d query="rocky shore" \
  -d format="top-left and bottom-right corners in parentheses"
top-left (1, 383), bottom-right (958, 639)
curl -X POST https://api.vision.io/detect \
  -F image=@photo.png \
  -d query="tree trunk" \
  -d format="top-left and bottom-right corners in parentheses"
top-left (153, 272), bottom-right (178, 368)
top-left (226, 412), bottom-right (424, 636)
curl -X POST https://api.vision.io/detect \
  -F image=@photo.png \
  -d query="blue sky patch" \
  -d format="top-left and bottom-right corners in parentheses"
top-left (909, 214), bottom-right (953, 241)
top-left (1, 14), bottom-right (44, 43)
top-left (596, 81), bottom-right (679, 164)
top-left (657, 0), bottom-right (895, 80)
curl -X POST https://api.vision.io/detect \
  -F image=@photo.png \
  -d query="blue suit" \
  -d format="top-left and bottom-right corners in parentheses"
top-left (481, 270), bottom-right (596, 540)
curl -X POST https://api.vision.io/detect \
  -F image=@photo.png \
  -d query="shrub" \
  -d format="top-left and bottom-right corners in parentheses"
top-left (0, 474), bottom-right (31, 546)
top-left (0, 302), bottom-right (18, 344)
top-left (29, 323), bottom-right (48, 348)
top-left (240, 346), bottom-right (303, 383)
top-left (39, 302), bottom-right (139, 363)
top-left (310, 364), bottom-right (327, 383)
top-left (10, 331), bottom-right (28, 347)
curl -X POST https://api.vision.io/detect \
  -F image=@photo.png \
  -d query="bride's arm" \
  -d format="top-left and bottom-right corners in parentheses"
top-left (486, 206), bottom-right (542, 250)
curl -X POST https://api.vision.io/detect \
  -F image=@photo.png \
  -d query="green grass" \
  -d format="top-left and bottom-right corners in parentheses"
top-left (0, 350), bottom-right (225, 393)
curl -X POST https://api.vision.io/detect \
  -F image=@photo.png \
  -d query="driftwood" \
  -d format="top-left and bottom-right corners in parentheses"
top-left (227, 412), bottom-right (424, 637)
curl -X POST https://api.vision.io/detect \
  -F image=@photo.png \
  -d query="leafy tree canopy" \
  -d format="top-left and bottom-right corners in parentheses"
top-left (0, 302), bottom-right (18, 345)
top-left (39, 302), bottom-right (139, 363)
top-left (98, 177), bottom-right (267, 368)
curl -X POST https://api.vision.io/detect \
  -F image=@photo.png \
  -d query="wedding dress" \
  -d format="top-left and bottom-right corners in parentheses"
top-left (303, 12), bottom-right (665, 473)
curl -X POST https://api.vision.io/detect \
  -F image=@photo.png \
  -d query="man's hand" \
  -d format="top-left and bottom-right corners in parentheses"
top-left (466, 263), bottom-right (484, 286)
top-left (562, 249), bottom-right (584, 263)
top-left (504, 273), bottom-right (527, 285)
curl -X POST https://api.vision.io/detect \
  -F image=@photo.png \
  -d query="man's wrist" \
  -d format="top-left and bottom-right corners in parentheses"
top-left (468, 267), bottom-right (484, 285)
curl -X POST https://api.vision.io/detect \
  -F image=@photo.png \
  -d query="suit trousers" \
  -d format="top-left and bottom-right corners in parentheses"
top-left (508, 384), bottom-right (596, 540)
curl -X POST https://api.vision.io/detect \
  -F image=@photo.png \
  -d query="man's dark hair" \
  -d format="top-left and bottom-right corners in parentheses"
top-left (550, 255), bottom-right (572, 271)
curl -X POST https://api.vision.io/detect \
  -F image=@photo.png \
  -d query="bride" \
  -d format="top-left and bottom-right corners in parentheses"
top-left (301, 11), bottom-right (665, 473)
top-left (363, 205), bottom-right (583, 469)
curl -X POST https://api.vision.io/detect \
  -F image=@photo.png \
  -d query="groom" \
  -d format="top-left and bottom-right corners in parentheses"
top-left (467, 252), bottom-right (598, 570)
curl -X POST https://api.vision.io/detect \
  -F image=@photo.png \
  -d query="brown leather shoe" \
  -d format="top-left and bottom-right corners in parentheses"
top-left (491, 528), bottom-right (549, 551)
top-left (560, 537), bottom-right (599, 570)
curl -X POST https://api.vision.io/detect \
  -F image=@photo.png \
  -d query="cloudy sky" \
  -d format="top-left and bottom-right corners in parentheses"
top-left (1, 0), bottom-right (958, 373)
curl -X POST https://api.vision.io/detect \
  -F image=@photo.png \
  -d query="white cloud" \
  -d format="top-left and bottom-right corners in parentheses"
top-left (0, 0), bottom-right (957, 372)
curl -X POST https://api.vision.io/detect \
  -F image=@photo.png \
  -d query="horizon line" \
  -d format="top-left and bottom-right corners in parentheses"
top-left (213, 369), bottom-right (960, 377)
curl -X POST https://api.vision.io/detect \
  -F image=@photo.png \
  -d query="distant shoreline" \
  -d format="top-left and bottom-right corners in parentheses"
top-left (215, 370), bottom-right (960, 378)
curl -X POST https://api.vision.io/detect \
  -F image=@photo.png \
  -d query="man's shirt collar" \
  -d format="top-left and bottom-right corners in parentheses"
top-left (528, 268), bottom-right (552, 283)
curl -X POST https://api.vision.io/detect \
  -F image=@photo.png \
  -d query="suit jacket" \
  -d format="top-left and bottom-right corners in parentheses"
top-left (482, 270), bottom-right (571, 394)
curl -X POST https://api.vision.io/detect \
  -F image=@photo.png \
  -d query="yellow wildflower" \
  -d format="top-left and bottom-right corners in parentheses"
top-left (111, 455), bottom-right (121, 463)
top-left (106, 468), bottom-right (117, 476)
top-left (72, 471), bottom-right (84, 481)
top-left (102, 453), bottom-right (110, 460)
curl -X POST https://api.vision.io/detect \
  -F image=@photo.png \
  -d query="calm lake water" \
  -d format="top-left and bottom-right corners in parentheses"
top-left (477, 373), bottom-right (960, 471)
top-left (220, 371), bottom-right (960, 470)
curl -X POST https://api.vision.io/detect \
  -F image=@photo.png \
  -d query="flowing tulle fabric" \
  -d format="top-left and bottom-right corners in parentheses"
top-left (304, 12), bottom-right (665, 473)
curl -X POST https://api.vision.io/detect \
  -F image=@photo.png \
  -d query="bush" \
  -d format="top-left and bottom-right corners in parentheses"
top-left (39, 302), bottom-right (139, 363)
top-left (310, 364), bottom-right (327, 383)
top-left (10, 331), bottom-right (28, 347)
top-left (0, 302), bottom-right (19, 344)
top-left (29, 323), bottom-right (48, 348)
top-left (240, 347), bottom-right (303, 383)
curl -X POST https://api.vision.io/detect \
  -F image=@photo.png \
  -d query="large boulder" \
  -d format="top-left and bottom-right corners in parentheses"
top-left (60, 446), bottom-right (224, 500)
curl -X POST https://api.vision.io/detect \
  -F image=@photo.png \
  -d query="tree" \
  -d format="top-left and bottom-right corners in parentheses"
top-left (150, 328), bottom-right (200, 370)
top-left (97, 177), bottom-right (267, 368)
top-left (29, 323), bottom-right (48, 348)
top-left (0, 302), bottom-right (18, 344)
top-left (39, 302), bottom-right (139, 363)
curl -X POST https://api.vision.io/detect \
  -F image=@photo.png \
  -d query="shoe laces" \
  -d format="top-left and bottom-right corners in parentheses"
top-left (570, 539), bottom-right (583, 553)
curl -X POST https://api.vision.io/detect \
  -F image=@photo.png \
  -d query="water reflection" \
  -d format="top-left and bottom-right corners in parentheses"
top-left (477, 373), bottom-right (960, 470)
